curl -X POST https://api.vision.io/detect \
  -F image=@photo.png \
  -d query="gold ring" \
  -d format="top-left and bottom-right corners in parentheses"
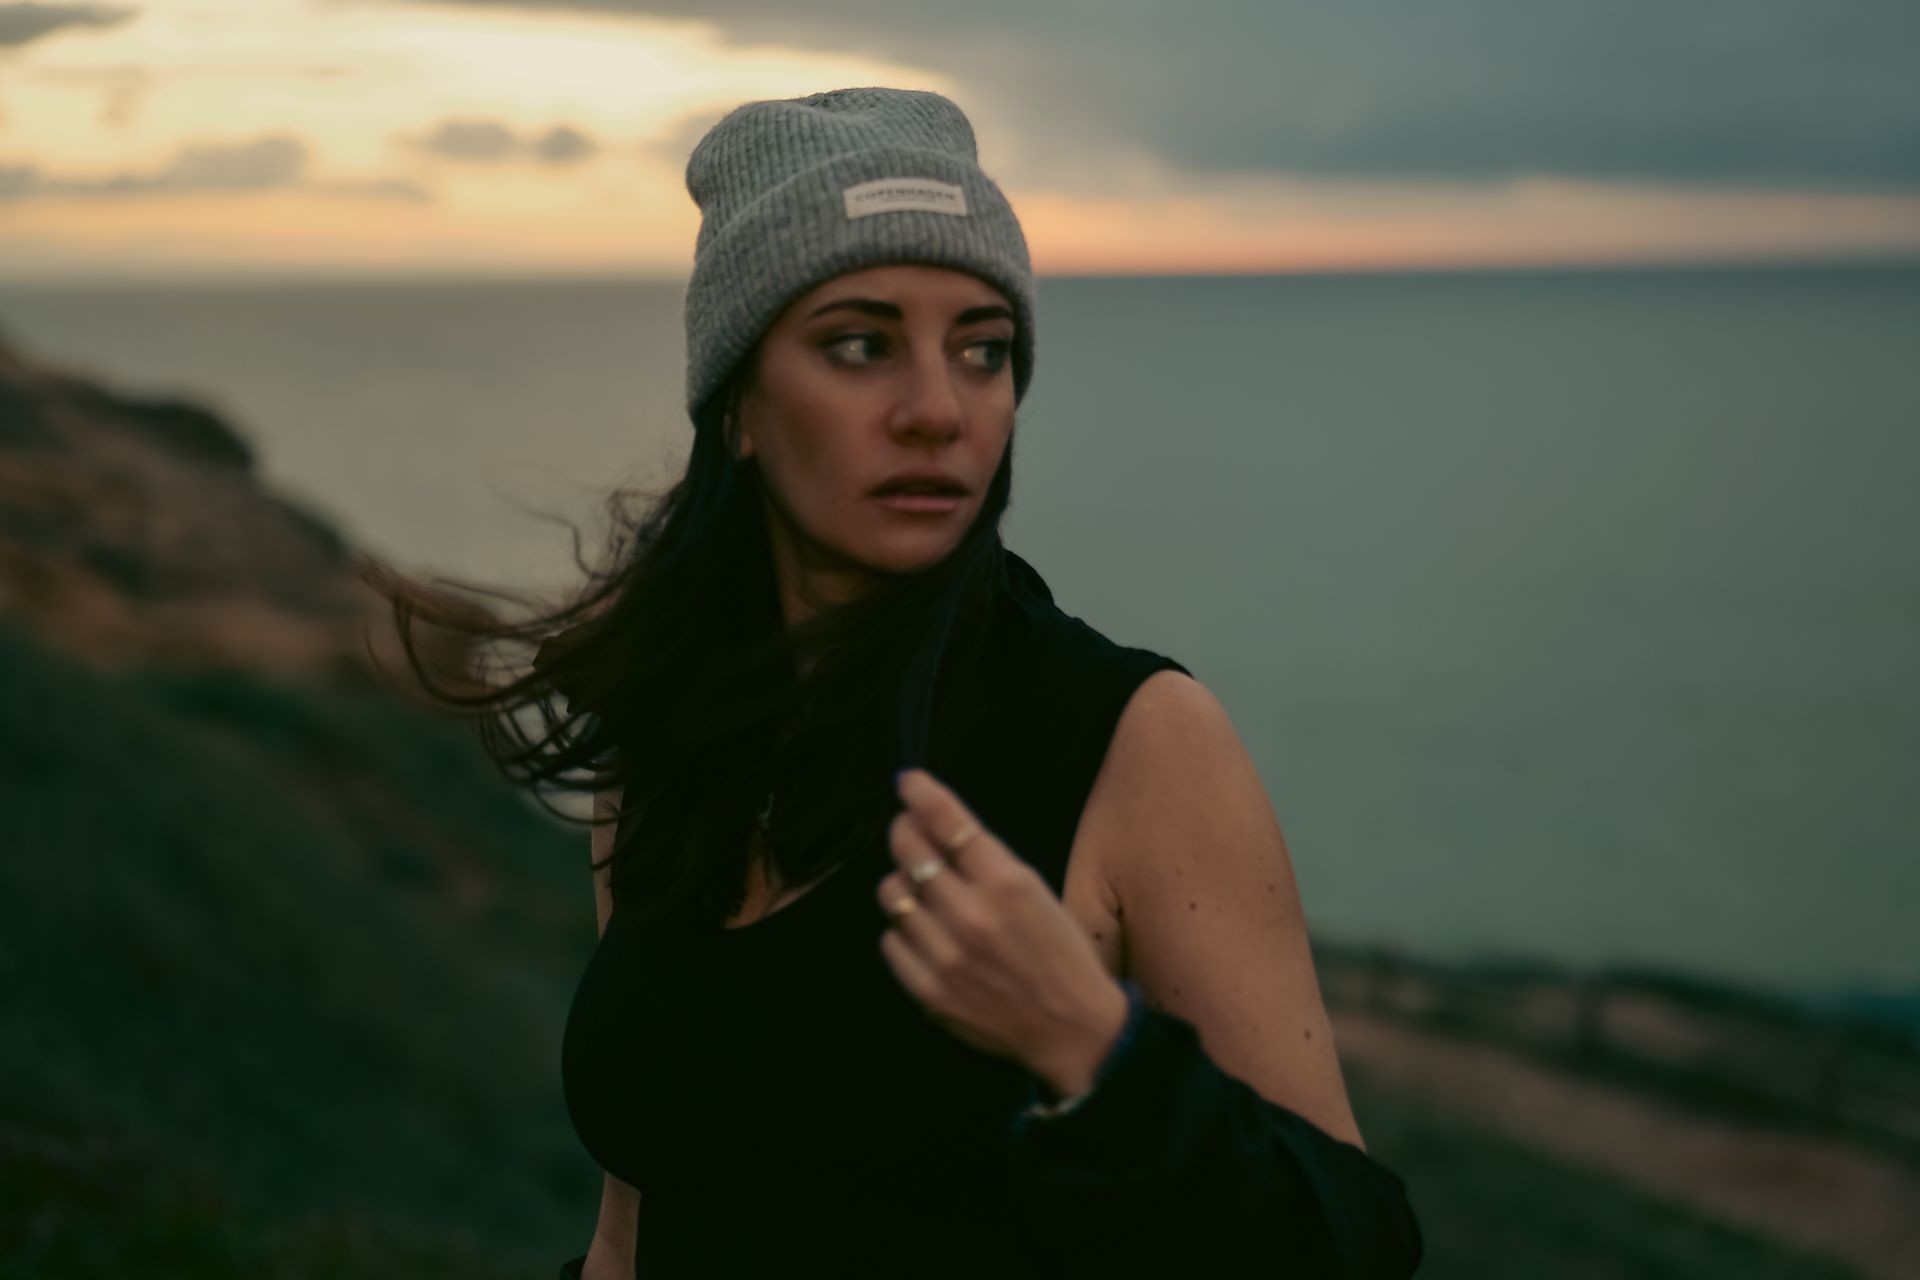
top-left (884, 893), bottom-right (919, 920)
top-left (943, 823), bottom-right (979, 852)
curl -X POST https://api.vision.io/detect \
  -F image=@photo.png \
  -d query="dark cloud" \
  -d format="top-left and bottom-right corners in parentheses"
top-left (402, 117), bottom-right (603, 165)
top-left (0, 2), bottom-right (136, 48)
top-left (0, 135), bottom-right (432, 201)
top-left (150, 135), bottom-right (306, 190)
top-left (315, 176), bottom-right (434, 201)
top-left (412, 0), bottom-right (1920, 190)
top-left (410, 118), bottom-right (518, 161)
top-left (532, 123), bottom-right (597, 164)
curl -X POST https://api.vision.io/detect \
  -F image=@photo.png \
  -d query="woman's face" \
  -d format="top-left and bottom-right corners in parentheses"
top-left (734, 262), bottom-right (1017, 625)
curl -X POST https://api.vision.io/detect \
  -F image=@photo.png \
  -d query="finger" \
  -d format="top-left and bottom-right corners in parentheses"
top-left (883, 807), bottom-right (965, 905)
top-left (875, 869), bottom-right (963, 969)
top-left (885, 809), bottom-right (1001, 949)
top-left (879, 921), bottom-right (940, 1007)
top-left (895, 768), bottom-right (999, 878)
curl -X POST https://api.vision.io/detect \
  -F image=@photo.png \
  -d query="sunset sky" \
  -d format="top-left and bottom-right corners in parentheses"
top-left (3, 0), bottom-right (1918, 281)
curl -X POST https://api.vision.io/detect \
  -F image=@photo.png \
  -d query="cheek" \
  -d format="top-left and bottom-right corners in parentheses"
top-left (762, 415), bottom-right (869, 519)
top-left (976, 420), bottom-right (1014, 470)
top-left (759, 393), bottom-right (842, 473)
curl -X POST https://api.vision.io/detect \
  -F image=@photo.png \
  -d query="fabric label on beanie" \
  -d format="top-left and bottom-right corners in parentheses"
top-left (843, 177), bottom-right (969, 220)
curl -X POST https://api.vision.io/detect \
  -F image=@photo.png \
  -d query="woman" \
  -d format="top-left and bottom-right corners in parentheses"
top-left (389, 86), bottom-right (1422, 1277)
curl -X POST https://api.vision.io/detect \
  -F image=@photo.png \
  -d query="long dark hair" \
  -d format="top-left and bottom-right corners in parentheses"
top-left (361, 341), bottom-right (1018, 929)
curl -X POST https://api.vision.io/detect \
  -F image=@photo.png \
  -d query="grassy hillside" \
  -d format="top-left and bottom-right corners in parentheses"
top-left (0, 617), bottom-right (1863, 1277)
top-left (0, 619), bottom-right (600, 1277)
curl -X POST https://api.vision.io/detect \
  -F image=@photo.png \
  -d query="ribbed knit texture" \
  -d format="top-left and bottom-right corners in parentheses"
top-left (682, 86), bottom-right (1036, 421)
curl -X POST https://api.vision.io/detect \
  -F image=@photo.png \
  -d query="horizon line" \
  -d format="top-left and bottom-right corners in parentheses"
top-left (3, 248), bottom-right (1917, 291)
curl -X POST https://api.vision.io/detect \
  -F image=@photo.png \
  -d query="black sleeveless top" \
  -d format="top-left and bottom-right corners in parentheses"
top-left (558, 549), bottom-right (1191, 1276)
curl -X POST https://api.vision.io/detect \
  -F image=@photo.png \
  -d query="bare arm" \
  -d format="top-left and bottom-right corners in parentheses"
top-left (582, 786), bottom-right (641, 1280)
top-left (1094, 670), bottom-right (1364, 1148)
top-left (1000, 670), bottom-right (1422, 1276)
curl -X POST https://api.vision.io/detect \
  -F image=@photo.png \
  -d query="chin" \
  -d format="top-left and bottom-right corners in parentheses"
top-left (868, 548), bottom-right (955, 577)
top-left (852, 534), bottom-right (963, 578)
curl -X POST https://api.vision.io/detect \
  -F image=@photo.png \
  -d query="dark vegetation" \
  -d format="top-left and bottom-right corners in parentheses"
top-left (0, 619), bottom-right (596, 1277)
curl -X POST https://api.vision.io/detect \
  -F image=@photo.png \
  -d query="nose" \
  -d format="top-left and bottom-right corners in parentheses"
top-left (886, 344), bottom-right (964, 441)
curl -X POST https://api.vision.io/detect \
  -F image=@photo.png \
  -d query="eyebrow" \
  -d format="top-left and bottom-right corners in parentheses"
top-left (806, 298), bottom-right (1014, 327)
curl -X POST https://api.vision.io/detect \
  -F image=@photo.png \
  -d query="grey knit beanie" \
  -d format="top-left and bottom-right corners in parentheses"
top-left (681, 86), bottom-right (1036, 423)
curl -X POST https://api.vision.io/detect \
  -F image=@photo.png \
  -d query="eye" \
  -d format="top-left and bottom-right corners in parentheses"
top-left (822, 333), bottom-right (885, 365)
top-left (964, 338), bottom-right (1013, 374)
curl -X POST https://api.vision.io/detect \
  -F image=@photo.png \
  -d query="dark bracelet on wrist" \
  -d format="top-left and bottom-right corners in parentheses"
top-left (1022, 979), bottom-right (1149, 1120)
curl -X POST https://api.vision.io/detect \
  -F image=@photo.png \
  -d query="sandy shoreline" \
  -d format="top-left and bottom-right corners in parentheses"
top-left (1334, 1009), bottom-right (1920, 1280)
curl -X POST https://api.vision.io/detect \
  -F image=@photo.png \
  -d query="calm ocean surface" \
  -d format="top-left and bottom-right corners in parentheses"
top-left (4, 264), bottom-right (1916, 1004)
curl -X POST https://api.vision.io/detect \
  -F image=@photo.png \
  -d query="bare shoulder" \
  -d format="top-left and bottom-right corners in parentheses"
top-left (1093, 668), bottom-right (1253, 837)
top-left (1076, 667), bottom-right (1255, 918)
top-left (1113, 667), bottom-right (1230, 764)
top-left (1080, 667), bottom-right (1366, 1147)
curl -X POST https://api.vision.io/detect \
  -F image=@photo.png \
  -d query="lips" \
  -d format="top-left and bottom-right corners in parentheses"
top-left (874, 491), bottom-right (964, 514)
top-left (870, 471), bottom-right (968, 498)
